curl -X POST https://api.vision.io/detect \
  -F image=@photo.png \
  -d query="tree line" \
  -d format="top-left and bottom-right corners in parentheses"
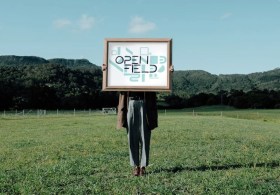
top-left (0, 64), bottom-right (118, 110)
top-left (163, 89), bottom-right (280, 109)
top-left (1, 56), bottom-right (280, 110)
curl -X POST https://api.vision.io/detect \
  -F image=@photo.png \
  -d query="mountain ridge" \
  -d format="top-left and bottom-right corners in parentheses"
top-left (0, 55), bottom-right (99, 69)
top-left (1, 55), bottom-right (279, 96)
top-left (172, 68), bottom-right (280, 96)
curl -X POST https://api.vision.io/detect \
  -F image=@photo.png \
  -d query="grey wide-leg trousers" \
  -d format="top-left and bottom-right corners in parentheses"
top-left (127, 100), bottom-right (151, 167)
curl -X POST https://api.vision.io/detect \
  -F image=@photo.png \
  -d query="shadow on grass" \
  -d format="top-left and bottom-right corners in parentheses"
top-left (151, 161), bottom-right (280, 174)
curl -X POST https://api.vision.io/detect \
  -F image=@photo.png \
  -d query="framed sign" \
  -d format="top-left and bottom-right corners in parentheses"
top-left (102, 38), bottom-right (172, 91)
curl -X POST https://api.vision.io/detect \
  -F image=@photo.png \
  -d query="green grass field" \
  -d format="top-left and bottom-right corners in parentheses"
top-left (1, 107), bottom-right (280, 194)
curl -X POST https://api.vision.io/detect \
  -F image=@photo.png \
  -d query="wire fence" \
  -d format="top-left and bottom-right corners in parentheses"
top-left (1, 108), bottom-right (279, 122)
top-left (1, 108), bottom-right (117, 118)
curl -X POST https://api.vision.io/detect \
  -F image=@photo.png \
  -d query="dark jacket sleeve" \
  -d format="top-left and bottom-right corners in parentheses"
top-left (145, 92), bottom-right (158, 130)
top-left (116, 92), bottom-right (128, 129)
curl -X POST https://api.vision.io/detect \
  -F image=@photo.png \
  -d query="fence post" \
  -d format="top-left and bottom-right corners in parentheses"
top-left (23, 109), bottom-right (25, 116)
top-left (74, 108), bottom-right (76, 116)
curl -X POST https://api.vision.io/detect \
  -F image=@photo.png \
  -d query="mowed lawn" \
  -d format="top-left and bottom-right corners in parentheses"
top-left (0, 109), bottom-right (280, 194)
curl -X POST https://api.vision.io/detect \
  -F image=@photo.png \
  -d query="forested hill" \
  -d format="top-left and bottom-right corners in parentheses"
top-left (173, 69), bottom-right (280, 96)
top-left (1, 55), bottom-right (279, 96)
top-left (1, 55), bottom-right (280, 109)
top-left (0, 55), bottom-right (110, 110)
top-left (0, 55), bottom-right (99, 70)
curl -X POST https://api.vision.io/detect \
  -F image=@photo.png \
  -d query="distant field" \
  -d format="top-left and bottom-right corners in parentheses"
top-left (0, 108), bottom-right (280, 194)
top-left (160, 106), bottom-right (280, 123)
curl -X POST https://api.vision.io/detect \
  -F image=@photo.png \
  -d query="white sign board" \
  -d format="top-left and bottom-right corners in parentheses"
top-left (102, 38), bottom-right (172, 91)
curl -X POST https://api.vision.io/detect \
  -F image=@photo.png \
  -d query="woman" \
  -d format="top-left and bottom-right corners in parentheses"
top-left (117, 91), bottom-right (158, 176)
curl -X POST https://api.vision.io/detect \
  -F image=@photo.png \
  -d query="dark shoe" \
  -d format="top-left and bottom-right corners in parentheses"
top-left (140, 167), bottom-right (145, 176)
top-left (133, 166), bottom-right (140, 176)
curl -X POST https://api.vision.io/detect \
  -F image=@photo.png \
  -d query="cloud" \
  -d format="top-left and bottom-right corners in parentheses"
top-left (129, 16), bottom-right (156, 34)
top-left (53, 19), bottom-right (72, 29)
top-left (53, 14), bottom-right (95, 31)
top-left (78, 14), bottom-right (95, 30)
top-left (220, 12), bottom-right (233, 20)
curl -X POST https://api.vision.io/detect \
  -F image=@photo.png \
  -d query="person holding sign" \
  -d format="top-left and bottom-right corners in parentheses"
top-left (102, 38), bottom-right (173, 176)
top-left (117, 91), bottom-right (158, 176)
top-left (116, 66), bottom-right (173, 176)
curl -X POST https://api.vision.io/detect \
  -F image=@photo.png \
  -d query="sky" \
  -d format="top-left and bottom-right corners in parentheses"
top-left (0, 0), bottom-right (280, 74)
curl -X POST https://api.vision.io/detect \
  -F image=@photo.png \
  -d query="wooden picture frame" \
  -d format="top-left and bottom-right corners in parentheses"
top-left (102, 38), bottom-right (172, 91)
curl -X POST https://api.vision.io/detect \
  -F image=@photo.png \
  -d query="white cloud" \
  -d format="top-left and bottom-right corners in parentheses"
top-left (53, 14), bottom-right (95, 31)
top-left (129, 16), bottom-right (156, 34)
top-left (220, 12), bottom-right (233, 20)
top-left (78, 14), bottom-right (95, 30)
top-left (53, 19), bottom-right (72, 29)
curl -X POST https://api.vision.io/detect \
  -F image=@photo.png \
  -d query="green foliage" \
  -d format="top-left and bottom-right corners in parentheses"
top-left (173, 70), bottom-right (218, 97)
top-left (0, 55), bottom-right (48, 66)
top-left (172, 68), bottom-right (280, 96)
top-left (48, 58), bottom-right (97, 70)
top-left (1, 55), bottom-right (280, 110)
top-left (0, 110), bottom-right (280, 194)
top-left (0, 55), bottom-right (99, 70)
top-left (0, 55), bottom-right (120, 110)
top-left (0, 63), bottom-right (116, 109)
